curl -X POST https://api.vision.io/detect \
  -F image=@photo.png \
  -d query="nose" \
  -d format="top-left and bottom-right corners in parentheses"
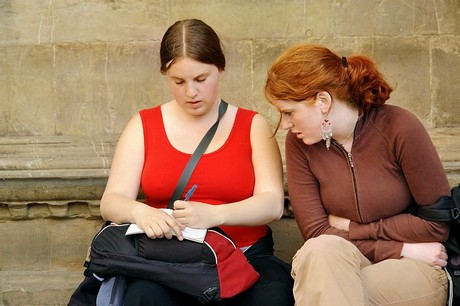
top-left (281, 118), bottom-right (293, 130)
top-left (185, 82), bottom-right (198, 98)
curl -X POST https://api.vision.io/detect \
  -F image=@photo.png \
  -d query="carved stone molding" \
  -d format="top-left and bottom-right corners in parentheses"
top-left (1, 130), bottom-right (459, 221)
top-left (0, 136), bottom-right (115, 220)
top-left (0, 200), bottom-right (101, 220)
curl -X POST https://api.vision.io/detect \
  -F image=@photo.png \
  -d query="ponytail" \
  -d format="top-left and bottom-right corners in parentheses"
top-left (346, 55), bottom-right (392, 111)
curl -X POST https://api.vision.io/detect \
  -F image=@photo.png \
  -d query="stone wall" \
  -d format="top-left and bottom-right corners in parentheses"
top-left (1, 0), bottom-right (459, 197)
top-left (0, 1), bottom-right (459, 304)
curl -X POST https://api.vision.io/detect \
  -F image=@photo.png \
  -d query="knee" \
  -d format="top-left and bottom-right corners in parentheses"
top-left (293, 235), bottom-right (351, 267)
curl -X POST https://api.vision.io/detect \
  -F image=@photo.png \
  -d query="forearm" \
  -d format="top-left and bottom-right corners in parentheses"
top-left (100, 192), bottom-right (148, 224)
top-left (212, 191), bottom-right (284, 227)
top-left (349, 214), bottom-right (449, 242)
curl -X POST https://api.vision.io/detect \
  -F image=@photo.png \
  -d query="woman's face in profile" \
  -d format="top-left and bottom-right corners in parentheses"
top-left (273, 99), bottom-right (324, 145)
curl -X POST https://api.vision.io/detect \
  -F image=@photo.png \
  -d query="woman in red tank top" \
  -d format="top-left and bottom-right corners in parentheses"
top-left (99, 19), bottom-right (294, 306)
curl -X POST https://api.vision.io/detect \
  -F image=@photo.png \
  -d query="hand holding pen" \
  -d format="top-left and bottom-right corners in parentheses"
top-left (173, 184), bottom-right (199, 227)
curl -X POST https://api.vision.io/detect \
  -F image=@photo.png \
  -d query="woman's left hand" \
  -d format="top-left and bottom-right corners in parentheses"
top-left (328, 214), bottom-right (351, 232)
top-left (172, 200), bottom-right (217, 229)
top-left (401, 242), bottom-right (448, 269)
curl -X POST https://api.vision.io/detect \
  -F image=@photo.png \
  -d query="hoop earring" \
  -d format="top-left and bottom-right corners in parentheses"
top-left (321, 118), bottom-right (333, 150)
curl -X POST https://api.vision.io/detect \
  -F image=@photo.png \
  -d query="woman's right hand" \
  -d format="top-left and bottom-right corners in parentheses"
top-left (401, 242), bottom-right (448, 269)
top-left (131, 204), bottom-right (185, 240)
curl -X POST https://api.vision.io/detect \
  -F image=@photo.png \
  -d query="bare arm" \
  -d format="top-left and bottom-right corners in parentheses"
top-left (100, 114), bottom-right (183, 240)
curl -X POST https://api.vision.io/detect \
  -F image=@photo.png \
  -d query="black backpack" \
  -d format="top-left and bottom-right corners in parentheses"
top-left (410, 185), bottom-right (460, 306)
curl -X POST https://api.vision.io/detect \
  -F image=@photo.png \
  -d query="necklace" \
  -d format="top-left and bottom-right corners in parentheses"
top-left (337, 115), bottom-right (359, 145)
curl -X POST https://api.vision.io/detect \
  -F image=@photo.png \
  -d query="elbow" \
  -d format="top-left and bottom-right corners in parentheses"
top-left (430, 221), bottom-right (450, 242)
top-left (439, 222), bottom-right (451, 242)
top-left (99, 194), bottom-right (111, 221)
top-left (270, 193), bottom-right (286, 222)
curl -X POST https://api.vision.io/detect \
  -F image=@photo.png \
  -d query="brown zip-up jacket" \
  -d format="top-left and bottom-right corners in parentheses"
top-left (285, 104), bottom-right (450, 262)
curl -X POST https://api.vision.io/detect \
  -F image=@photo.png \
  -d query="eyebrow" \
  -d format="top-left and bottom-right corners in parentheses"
top-left (170, 73), bottom-right (208, 80)
top-left (279, 106), bottom-right (294, 112)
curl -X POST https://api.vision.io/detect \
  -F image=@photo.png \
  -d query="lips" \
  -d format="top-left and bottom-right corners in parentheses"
top-left (187, 100), bottom-right (202, 108)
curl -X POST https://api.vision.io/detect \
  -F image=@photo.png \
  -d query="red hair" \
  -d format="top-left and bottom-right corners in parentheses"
top-left (264, 44), bottom-right (392, 112)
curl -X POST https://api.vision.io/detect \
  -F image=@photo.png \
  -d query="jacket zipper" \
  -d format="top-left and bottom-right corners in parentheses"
top-left (347, 152), bottom-right (355, 168)
top-left (337, 144), bottom-right (361, 220)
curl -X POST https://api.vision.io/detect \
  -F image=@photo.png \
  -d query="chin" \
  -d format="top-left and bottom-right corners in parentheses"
top-left (302, 138), bottom-right (319, 146)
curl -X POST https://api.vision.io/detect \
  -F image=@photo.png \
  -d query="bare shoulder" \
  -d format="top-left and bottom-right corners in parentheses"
top-left (250, 112), bottom-right (274, 136)
top-left (117, 113), bottom-right (144, 146)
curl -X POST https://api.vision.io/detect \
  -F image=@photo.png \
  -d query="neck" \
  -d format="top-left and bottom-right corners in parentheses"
top-left (330, 102), bottom-right (359, 145)
top-left (337, 113), bottom-right (359, 145)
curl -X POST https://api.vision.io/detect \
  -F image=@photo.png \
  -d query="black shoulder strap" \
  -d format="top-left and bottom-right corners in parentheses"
top-left (167, 100), bottom-right (228, 209)
top-left (414, 185), bottom-right (460, 222)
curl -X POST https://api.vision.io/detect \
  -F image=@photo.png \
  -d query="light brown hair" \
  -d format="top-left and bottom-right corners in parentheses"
top-left (160, 19), bottom-right (225, 74)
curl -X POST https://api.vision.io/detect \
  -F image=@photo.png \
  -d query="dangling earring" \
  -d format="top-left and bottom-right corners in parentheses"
top-left (321, 118), bottom-right (333, 150)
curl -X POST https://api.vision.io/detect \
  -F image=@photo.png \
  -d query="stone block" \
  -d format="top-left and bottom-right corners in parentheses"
top-left (369, 38), bottom-right (433, 125)
top-left (219, 40), bottom-right (253, 109)
top-left (1, 270), bottom-right (83, 306)
top-left (304, 1), bottom-right (335, 39)
top-left (170, 0), bottom-right (305, 39)
top-left (431, 36), bottom-right (460, 127)
top-left (414, 1), bottom-right (459, 35)
top-left (0, 219), bottom-right (102, 271)
top-left (0, 45), bottom-right (58, 136)
top-left (1, 220), bottom-right (52, 271)
top-left (334, 0), bottom-right (413, 36)
top-left (53, 42), bottom-right (162, 136)
top-left (0, 0), bottom-right (168, 45)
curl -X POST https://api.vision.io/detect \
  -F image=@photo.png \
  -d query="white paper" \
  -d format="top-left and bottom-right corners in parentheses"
top-left (125, 208), bottom-right (207, 243)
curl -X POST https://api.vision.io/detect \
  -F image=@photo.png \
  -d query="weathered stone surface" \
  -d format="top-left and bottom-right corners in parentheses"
top-left (170, 0), bottom-right (305, 39)
top-left (0, 1), bottom-right (458, 304)
top-left (0, 136), bottom-right (115, 179)
top-left (431, 36), bottom-right (460, 127)
top-left (1, 219), bottom-right (102, 271)
top-left (1, 270), bottom-right (83, 306)
top-left (0, 0), bottom-right (168, 45)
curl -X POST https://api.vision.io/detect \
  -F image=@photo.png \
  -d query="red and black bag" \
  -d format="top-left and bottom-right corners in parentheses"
top-left (84, 222), bottom-right (259, 303)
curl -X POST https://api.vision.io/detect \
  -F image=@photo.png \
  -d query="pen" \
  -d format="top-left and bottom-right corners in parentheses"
top-left (184, 184), bottom-right (197, 201)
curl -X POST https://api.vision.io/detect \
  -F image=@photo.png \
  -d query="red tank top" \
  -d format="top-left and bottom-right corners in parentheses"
top-left (139, 106), bottom-right (268, 247)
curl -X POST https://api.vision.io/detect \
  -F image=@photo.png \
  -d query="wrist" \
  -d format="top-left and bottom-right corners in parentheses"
top-left (130, 202), bottom-right (147, 224)
top-left (400, 243), bottom-right (409, 258)
top-left (212, 204), bottom-right (226, 227)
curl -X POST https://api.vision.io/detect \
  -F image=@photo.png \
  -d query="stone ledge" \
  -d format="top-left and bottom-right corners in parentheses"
top-left (0, 129), bottom-right (459, 209)
top-left (0, 135), bottom-right (116, 180)
top-left (0, 178), bottom-right (108, 202)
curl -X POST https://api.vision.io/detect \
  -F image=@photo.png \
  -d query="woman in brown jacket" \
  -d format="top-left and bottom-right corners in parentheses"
top-left (264, 44), bottom-right (450, 306)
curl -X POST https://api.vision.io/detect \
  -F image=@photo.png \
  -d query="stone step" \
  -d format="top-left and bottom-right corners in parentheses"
top-left (0, 270), bottom-right (84, 306)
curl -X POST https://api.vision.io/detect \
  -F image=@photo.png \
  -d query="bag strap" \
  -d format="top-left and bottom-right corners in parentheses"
top-left (414, 185), bottom-right (460, 222)
top-left (167, 100), bottom-right (228, 209)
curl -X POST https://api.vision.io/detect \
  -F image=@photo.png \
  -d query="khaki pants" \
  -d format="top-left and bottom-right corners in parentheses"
top-left (291, 235), bottom-right (447, 306)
